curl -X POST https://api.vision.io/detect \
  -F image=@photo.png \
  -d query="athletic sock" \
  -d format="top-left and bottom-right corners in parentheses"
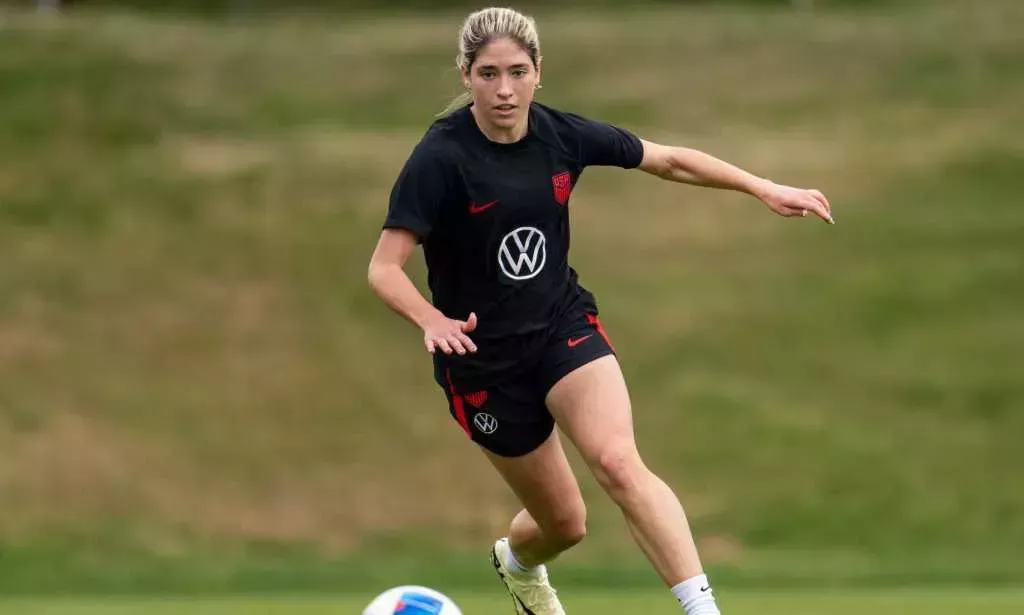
top-left (671, 573), bottom-right (721, 615)
top-left (504, 541), bottom-right (538, 575)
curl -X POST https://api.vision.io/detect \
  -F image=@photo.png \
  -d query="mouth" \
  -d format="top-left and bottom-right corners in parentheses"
top-left (494, 104), bottom-right (517, 113)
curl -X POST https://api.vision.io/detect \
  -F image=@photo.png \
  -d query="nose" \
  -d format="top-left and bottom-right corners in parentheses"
top-left (497, 75), bottom-right (513, 98)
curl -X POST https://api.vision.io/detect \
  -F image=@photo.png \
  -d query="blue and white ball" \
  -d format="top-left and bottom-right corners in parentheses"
top-left (362, 586), bottom-right (463, 615)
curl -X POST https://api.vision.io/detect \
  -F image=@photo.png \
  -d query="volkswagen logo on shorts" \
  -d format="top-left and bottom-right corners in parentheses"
top-left (473, 412), bottom-right (499, 435)
top-left (498, 226), bottom-right (546, 281)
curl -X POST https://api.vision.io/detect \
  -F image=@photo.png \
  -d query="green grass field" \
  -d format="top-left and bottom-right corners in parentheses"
top-left (1, 0), bottom-right (1023, 596)
top-left (5, 590), bottom-right (1024, 615)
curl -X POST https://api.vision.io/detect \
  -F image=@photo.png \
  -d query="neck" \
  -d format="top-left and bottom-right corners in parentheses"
top-left (470, 105), bottom-right (529, 144)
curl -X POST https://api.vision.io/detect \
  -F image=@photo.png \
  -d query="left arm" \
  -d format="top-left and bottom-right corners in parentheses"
top-left (637, 139), bottom-right (834, 224)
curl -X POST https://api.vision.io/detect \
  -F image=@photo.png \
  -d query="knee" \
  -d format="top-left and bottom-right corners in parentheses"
top-left (543, 504), bottom-right (588, 549)
top-left (594, 448), bottom-right (647, 502)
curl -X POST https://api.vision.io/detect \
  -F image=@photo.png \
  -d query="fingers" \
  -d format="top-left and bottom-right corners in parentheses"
top-left (425, 312), bottom-right (479, 355)
top-left (441, 334), bottom-right (476, 355)
top-left (425, 334), bottom-right (477, 355)
top-left (771, 187), bottom-right (834, 224)
top-left (807, 188), bottom-right (834, 223)
top-left (810, 189), bottom-right (831, 214)
top-left (801, 195), bottom-right (833, 224)
top-left (455, 331), bottom-right (478, 353)
top-left (452, 336), bottom-right (471, 355)
top-left (435, 338), bottom-right (454, 355)
top-left (784, 200), bottom-right (832, 223)
top-left (811, 202), bottom-right (833, 224)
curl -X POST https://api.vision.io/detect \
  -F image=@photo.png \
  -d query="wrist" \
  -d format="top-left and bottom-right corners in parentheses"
top-left (413, 306), bottom-right (445, 331)
top-left (749, 177), bottom-right (775, 201)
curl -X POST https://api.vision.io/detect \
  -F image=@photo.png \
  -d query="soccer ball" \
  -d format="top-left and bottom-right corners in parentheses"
top-left (362, 585), bottom-right (463, 615)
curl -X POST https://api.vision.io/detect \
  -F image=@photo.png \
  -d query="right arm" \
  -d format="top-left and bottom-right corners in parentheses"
top-left (367, 228), bottom-right (477, 356)
top-left (372, 137), bottom-right (478, 355)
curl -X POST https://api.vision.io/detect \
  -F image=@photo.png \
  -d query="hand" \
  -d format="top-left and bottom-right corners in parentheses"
top-left (758, 181), bottom-right (834, 224)
top-left (422, 311), bottom-right (478, 355)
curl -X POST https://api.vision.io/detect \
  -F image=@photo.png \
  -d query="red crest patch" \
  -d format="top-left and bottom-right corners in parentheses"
top-left (465, 390), bottom-right (488, 409)
top-left (552, 171), bottom-right (572, 206)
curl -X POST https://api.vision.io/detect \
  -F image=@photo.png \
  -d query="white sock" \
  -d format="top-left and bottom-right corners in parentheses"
top-left (671, 574), bottom-right (720, 615)
top-left (503, 541), bottom-right (537, 574)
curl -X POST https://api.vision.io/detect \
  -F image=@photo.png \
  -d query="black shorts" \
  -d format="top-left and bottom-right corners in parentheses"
top-left (439, 305), bottom-right (616, 457)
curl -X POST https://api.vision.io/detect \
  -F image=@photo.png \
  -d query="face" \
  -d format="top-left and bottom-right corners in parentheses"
top-left (463, 37), bottom-right (540, 130)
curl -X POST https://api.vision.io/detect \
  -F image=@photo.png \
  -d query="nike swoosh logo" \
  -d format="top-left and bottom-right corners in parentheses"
top-left (469, 199), bottom-right (498, 214)
top-left (700, 585), bottom-right (711, 592)
top-left (567, 334), bottom-right (594, 348)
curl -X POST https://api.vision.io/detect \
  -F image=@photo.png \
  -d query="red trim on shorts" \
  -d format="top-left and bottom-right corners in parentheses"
top-left (586, 313), bottom-right (616, 353)
top-left (445, 368), bottom-right (472, 437)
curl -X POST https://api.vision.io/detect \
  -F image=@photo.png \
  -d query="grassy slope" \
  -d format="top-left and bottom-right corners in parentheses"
top-left (0, 0), bottom-right (1022, 591)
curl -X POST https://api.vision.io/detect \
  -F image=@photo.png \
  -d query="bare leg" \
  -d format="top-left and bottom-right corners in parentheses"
top-left (482, 429), bottom-right (587, 567)
top-left (546, 355), bottom-right (703, 585)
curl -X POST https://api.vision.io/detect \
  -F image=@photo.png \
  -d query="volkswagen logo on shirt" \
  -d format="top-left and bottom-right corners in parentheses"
top-left (498, 226), bottom-right (547, 281)
top-left (473, 412), bottom-right (499, 435)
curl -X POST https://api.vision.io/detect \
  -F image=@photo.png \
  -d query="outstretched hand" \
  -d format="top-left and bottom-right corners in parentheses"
top-left (423, 311), bottom-right (478, 356)
top-left (759, 181), bottom-right (834, 224)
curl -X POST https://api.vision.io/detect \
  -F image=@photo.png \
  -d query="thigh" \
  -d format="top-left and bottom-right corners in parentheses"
top-left (442, 369), bottom-right (585, 527)
top-left (544, 354), bottom-right (639, 470)
top-left (482, 428), bottom-right (585, 530)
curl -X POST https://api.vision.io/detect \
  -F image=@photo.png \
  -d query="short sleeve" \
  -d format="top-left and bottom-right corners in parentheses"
top-left (566, 112), bottom-right (644, 169)
top-left (383, 140), bottom-right (451, 242)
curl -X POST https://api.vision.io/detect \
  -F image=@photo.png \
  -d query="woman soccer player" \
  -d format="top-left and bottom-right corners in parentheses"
top-left (368, 7), bottom-right (832, 615)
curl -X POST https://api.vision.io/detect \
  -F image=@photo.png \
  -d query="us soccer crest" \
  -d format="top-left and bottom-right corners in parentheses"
top-left (552, 171), bottom-right (572, 206)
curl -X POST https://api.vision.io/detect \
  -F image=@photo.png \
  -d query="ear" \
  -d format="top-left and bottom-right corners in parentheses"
top-left (461, 67), bottom-right (471, 89)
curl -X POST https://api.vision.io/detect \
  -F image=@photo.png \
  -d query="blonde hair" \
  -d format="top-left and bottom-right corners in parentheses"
top-left (439, 7), bottom-right (541, 116)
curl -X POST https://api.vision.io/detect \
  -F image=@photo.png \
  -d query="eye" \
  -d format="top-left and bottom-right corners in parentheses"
top-left (511, 69), bottom-right (528, 78)
top-left (480, 70), bottom-right (496, 79)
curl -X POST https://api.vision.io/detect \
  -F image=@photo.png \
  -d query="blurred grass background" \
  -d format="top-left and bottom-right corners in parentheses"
top-left (0, 0), bottom-right (1022, 598)
top-left (6, 590), bottom-right (1024, 615)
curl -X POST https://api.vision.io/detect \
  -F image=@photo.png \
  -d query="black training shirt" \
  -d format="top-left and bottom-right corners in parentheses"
top-left (384, 102), bottom-right (643, 386)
